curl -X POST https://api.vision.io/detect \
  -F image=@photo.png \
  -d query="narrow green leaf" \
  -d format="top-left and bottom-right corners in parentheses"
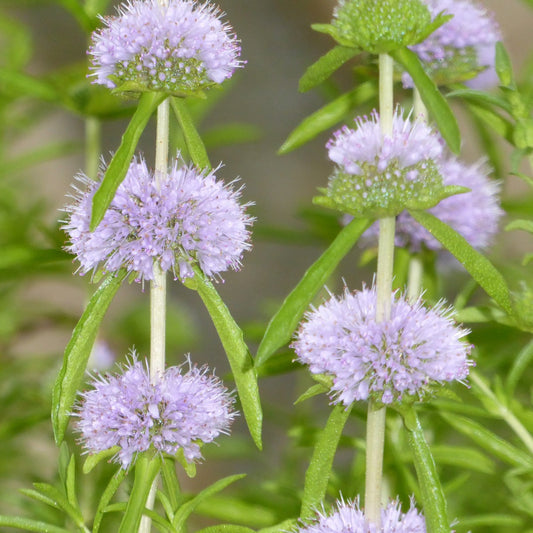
top-left (506, 339), bottom-right (533, 395)
top-left (506, 219), bottom-right (533, 233)
top-left (466, 102), bottom-right (514, 144)
top-left (90, 92), bottom-right (166, 230)
top-left (172, 474), bottom-right (246, 530)
top-left (188, 271), bottom-right (263, 449)
top-left (408, 210), bottom-right (513, 315)
top-left (92, 468), bottom-right (127, 533)
top-left (300, 403), bottom-right (352, 520)
top-left (19, 488), bottom-right (60, 510)
top-left (256, 218), bottom-right (370, 367)
top-left (171, 97), bottom-right (211, 169)
top-left (160, 458), bottom-right (181, 512)
top-left (495, 41), bottom-right (514, 87)
top-left (0, 516), bottom-right (70, 533)
top-left (299, 46), bottom-right (359, 92)
top-left (430, 445), bottom-right (495, 474)
top-left (118, 455), bottom-right (161, 533)
top-left (197, 526), bottom-right (256, 533)
top-left (65, 455), bottom-right (79, 509)
top-left (294, 383), bottom-right (328, 405)
top-left (391, 47), bottom-right (461, 154)
top-left (194, 496), bottom-right (276, 527)
top-left (57, 0), bottom-right (95, 32)
top-left (459, 514), bottom-right (523, 529)
top-left (52, 271), bottom-right (126, 445)
top-left (83, 446), bottom-right (121, 474)
top-left (31, 483), bottom-right (85, 528)
top-left (279, 83), bottom-right (375, 154)
top-left (259, 519), bottom-right (299, 533)
top-left (446, 88), bottom-right (512, 114)
top-left (402, 407), bottom-right (450, 533)
top-left (0, 68), bottom-right (60, 101)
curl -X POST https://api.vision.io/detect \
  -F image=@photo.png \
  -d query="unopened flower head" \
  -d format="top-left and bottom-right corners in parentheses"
top-left (292, 286), bottom-right (472, 405)
top-left (316, 110), bottom-right (449, 218)
top-left (75, 355), bottom-right (236, 468)
top-left (361, 157), bottom-right (503, 252)
top-left (331, 0), bottom-right (442, 54)
top-left (63, 155), bottom-right (253, 283)
top-left (403, 0), bottom-right (501, 88)
top-left (296, 497), bottom-right (426, 533)
top-left (89, 0), bottom-right (243, 95)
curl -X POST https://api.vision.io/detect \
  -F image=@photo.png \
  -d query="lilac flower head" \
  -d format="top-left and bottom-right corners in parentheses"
top-left (75, 355), bottom-right (236, 468)
top-left (89, 0), bottom-right (243, 95)
top-left (63, 154), bottom-right (253, 283)
top-left (316, 110), bottom-right (453, 218)
top-left (292, 286), bottom-right (472, 405)
top-left (296, 497), bottom-right (426, 533)
top-left (361, 156), bottom-right (503, 252)
top-left (403, 0), bottom-right (501, 88)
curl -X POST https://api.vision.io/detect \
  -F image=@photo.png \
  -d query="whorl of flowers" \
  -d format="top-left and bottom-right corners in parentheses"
top-left (403, 0), bottom-right (501, 88)
top-left (89, 0), bottom-right (243, 95)
top-left (361, 157), bottom-right (503, 252)
top-left (315, 110), bottom-right (449, 218)
top-left (74, 355), bottom-right (236, 468)
top-left (331, 0), bottom-right (441, 54)
top-left (63, 155), bottom-right (253, 283)
top-left (292, 286), bottom-right (472, 405)
top-left (296, 497), bottom-right (426, 533)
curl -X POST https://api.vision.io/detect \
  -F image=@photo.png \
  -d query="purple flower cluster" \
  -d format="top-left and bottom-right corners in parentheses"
top-left (75, 356), bottom-right (236, 468)
top-left (361, 157), bottom-right (503, 252)
top-left (63, 155), bottom-right (253, 283)
top-left (319, 110), bottom-right (446, 217)
top-left (292, 286), bottom-right (472, 405)
top-left (404, 0), bottom-right (501, 88)
top-left (89, 0), bottom-right (243, 94)
top-left (297, 498), bottom-right (426, 533)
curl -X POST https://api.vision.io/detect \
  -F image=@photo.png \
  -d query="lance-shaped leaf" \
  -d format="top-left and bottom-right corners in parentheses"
top-left (300, 404), bottom-right (352, 520)
top-left (52, 271), bottom-right (126, 444)
top-left (256, 218), bottom-right (370, 367)
top-left (299, 46), bottom-right (359, 92)
top-left (391, 47), bottom-right (460, 154)
top-left (0, 517), bottom-right (70, 533)
top-left (186, 270), bottom-right (263, 449)
top-left (409, 210), bottom-right (513, 315)
top-left (90, 92), bottom-right (166, 230)
top-left (92, 468), bottom-right (127, 533)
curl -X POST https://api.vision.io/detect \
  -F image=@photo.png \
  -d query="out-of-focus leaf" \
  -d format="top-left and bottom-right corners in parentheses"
top-left (202, 123), bottom-right (262, 148)
top-left (430, 445), bottom-right (495, 474)
top-left (506, 339), bottom-right (533, 395)
top-left (506, 219), bottom-right (533, 233)
top-left (0, 67), bottom-right (60, 101)
top-left (197, 526), bottom-right (256, 533)
top-left (447, 87), bottom-right (512, 114)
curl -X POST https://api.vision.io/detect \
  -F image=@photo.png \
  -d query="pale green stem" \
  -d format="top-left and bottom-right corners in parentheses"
top-left (407, 255), bottom-right (423, 303)
top-left (85, 116), bottom-right (101, 181)
top-left (413, 87), bottom-right (428, 122)
top-left (364, 53), bottom-right (395, 526)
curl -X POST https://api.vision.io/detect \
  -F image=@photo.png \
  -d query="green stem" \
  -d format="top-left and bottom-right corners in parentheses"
top-left (407, 254), bottom-right (423, 302)
top-left (413, 87), bottom-right (428, 122)
top-left (85, 116), bottom-right (101, 180)
top-left (364, 53), bottom-right (396, 526)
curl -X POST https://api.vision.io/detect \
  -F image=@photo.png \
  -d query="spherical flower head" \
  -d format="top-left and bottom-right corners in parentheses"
top-left (361, 156), bottom-right (503, 252)
top-left (292, 286), bottom-right (472, 406)
top-left (330, 0), bottom-right (444, 54)
top-left (315, 110), bottom-right (458, 219)
top-left (63, 154), bottom-right (253, 283)
top-left (74, 355), bottom-right (236, 468)
top-left (89, 0), bottom-right (243, 96)
top-left (403, 0), bottom-right (501, 88)
top-left (296, 497), bottom-right (426, 533)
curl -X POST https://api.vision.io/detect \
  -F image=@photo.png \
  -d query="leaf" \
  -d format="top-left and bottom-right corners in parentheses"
top-left (408, 210), bottom-right (513, 315)
top-left (401, 407), bottom-right (450, 533)
top-left (495, 41), bottom-right (514, 87)
top-left (171, 97), bottom-right (211, 169)
top-left (90, 92), bottom-right (166, 230)
top-left (430, 445), bottom-right (495, 474)
top-left (506, 339), bottom-right (533, 395)
top-left (300, 404), bottom-right (352, 520)
top-left (299, 46), bottom-right (359, 92)
top-left (294, 383), bottom-right (328, 405)
top-left (160, 458), bottom-right (181, 512)
top-left (466, 102), bottom-right (514, 144)
top-left (0, 68), bottom-right (60, 101)
top-left (186, 270), bottom-right (263, 449)
top-left (30, 483), bottom-right (85, 528)
top-left (57, 0), bottom-right (95, 32)
top-left (505, 219), bottom-right (533, 233)
top-left (256, 218), bottom-right (371, 367)
top-left (83, 446), bottom-right (121, 474)
top-left (197, 526), bottom-right (256, 533)
top-left (390, 47), bottom-right (461, 154)
top-left (172, 474), bottom-right (246, 530)
top-left (258, 519), bottom-right (299, 533)
top-left (446, 87), bottom-right (512, 114)
top-left (279, 83), bottom-right (375, 153)
top-left (0, 516), bottom-right (70, 533)
top-left (52, 271), bottom-right (126, 445)
top-left (202, 123), bottom-right (262, 148)
top-left (92, 468), bottom-right (127, 533)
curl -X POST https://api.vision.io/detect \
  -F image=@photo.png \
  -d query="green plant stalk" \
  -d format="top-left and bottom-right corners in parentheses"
top-left (365, 53), bottom-right (395, 526)
top-left (85, 116), bottom-right (101, 181)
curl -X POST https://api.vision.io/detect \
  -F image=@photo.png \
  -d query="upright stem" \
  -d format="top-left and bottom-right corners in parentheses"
top-left (364, 53), bottom-right (395, 526)
top-left (85, 117), bottom-right (101, 181)
top-left (413, 87), bottom-right (428, 122)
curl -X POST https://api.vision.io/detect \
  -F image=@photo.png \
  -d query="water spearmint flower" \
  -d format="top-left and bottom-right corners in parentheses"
top-left (315, 110), bottom-right (461, 218)
top-left (296, 498), bottom-right (426, 533)
top-left (403, 0), bottom-right (501, 88)
top-left (75, 356), bottom-right (236, 468)
top-left (292, 286), bottom-right (472, 405)
top-left (361, 157), bottom-right (503, 252)
top-left (63, 155), bottom-right (253, 283)
top-left (89, 0), bottom-right (243, 96)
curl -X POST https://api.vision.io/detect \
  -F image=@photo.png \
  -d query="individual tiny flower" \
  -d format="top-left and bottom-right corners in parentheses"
top-left (89, 0), bottom-right (243, 95)
top-left (75, 355), bottom-right (236, 468)
top-left (403, 0), bottom-right (501, 88)
top-left (315, 110), bottom-right (458, 218)
top-left (63, 154), bottom-right (253, 283)
top-left (296, 497), bottom-right (426, 533)
top-left (330, 0), bottom-right (445, 54)
top-left (360, 156), bottom-right (503, 252)
top-left (292, 286), bottom-right (472, 405)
